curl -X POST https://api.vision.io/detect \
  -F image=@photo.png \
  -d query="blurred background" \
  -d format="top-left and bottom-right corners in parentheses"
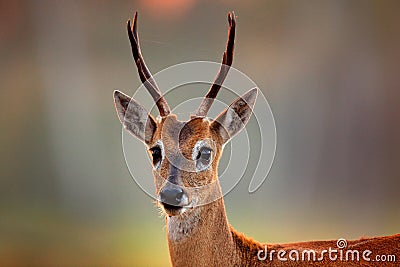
top-left (1, 0), bottom-right (399, 266)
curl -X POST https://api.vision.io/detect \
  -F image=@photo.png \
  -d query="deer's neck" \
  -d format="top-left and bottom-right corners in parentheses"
top-left (166, 193), bottom-right (266, 267)
top-left (167, 197), bottom-right (236, 266)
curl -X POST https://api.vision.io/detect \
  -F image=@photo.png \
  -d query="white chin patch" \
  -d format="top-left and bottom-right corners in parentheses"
top-left (167, 201), bottom-right (200, 241)
top-left (179, 207), bottom-right (188, 214)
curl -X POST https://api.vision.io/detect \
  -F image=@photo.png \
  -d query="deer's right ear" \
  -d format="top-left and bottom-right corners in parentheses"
top-left (113, 90), bottom-right (157, 145)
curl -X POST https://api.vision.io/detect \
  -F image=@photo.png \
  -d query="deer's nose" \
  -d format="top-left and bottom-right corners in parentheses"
top-left (159, 186), bottom-right (187, 207)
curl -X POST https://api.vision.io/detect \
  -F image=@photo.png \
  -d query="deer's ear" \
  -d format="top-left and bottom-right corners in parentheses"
top-left (211, 88), bottom-right (258, 144)
top-left (114, 90), bottom-right (157, 145)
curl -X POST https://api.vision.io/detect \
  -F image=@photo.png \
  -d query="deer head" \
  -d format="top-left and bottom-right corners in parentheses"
top-left (113, 12), bottom-right (257, 218)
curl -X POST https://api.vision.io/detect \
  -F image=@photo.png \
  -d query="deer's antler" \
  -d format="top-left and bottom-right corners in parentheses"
top-left (127, 12), bottom-right (171, 116)
top-left (194, 12), bottom-right (236, 117)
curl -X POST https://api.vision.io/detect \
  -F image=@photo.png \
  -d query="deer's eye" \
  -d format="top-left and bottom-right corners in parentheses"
top-left (197, 147), bottom-right (211, 161)
top-left (195, 147), bottom-right (212, 171)
top-left (150, 146), bottom-right (162, 168)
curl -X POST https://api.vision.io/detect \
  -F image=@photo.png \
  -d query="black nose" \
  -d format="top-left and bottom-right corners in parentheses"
top-left (159, 186), bottom-right (185, 207)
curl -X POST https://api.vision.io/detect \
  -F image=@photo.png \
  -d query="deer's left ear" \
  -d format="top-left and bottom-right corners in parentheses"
top-left (113, 90), bottom-right (157, 145)
top-left (211, 88), bottom-right (258, 144)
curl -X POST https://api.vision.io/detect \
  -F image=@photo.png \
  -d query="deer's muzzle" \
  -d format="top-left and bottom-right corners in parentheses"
top-left (159, 184), bottom-right (189, 216)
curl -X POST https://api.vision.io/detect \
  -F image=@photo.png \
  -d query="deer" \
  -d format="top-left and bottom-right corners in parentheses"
top-left (113, 11), bottom-right (400, 267)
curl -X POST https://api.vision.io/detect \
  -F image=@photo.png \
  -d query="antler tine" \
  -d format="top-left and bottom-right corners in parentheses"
top-left (127, 12), bottom-right (171, 116)
top-left (195, 11), bottom-right (236, 117)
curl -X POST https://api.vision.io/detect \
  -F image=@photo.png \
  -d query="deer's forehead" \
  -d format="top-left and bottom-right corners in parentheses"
top-left (156, 116), bottom-right (213, 150)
